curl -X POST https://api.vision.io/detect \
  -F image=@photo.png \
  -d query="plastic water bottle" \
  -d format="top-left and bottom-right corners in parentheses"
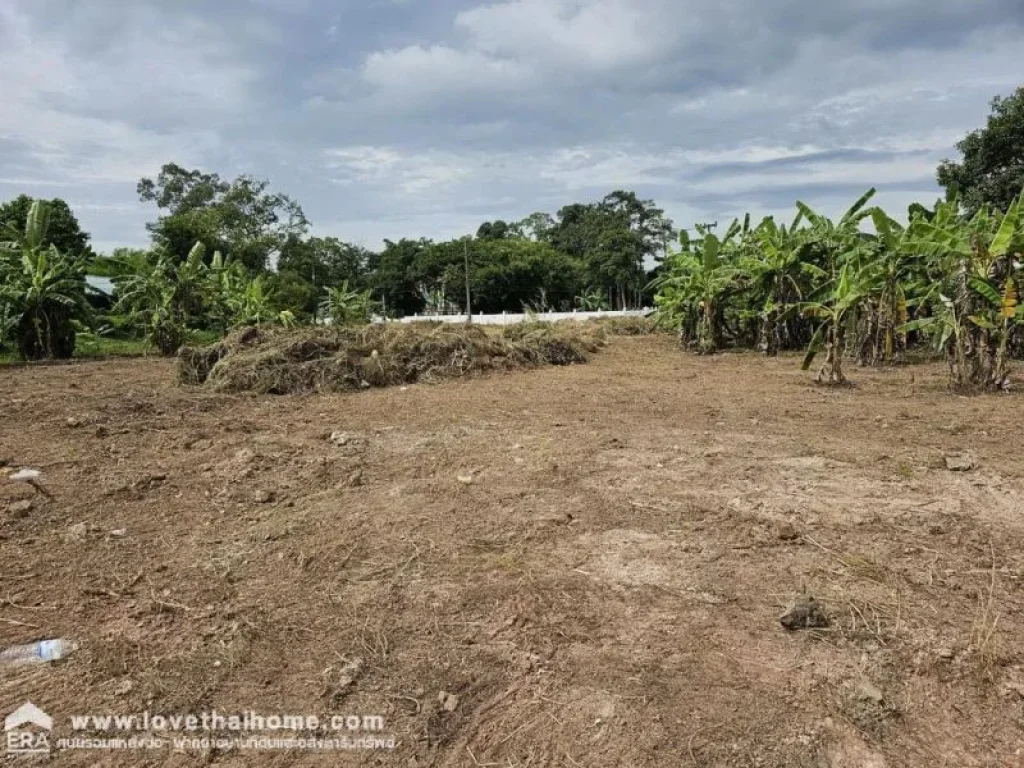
top-left (0, 638), bottom-right (77, 666)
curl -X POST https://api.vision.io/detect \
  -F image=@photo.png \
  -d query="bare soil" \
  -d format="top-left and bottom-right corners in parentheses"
top-left (1, 337), bottom-right (1023, 767)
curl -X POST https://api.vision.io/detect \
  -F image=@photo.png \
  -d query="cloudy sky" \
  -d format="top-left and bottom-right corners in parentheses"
top-left (2, 0), bottom-right (1022, 254)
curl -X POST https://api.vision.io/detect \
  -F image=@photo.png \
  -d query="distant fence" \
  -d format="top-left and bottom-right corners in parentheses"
top-left (394, 309), bottom-right (654, 326)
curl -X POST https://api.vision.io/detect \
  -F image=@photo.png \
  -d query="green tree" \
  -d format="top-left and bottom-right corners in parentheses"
top-left (0, 194), bottom-right (93, 261)
top-left (114, 243), bottom-right (211, 354)
top-left (0, 200), bottom-right (91, 359)
top-left (278, 236), bottom-right (367, 291)
top-left (739, 212), bottom-right (820, 356)
top-left (511, 212), bottom-right (555, 242)
top-left (89, 248), bottom-right (151, 278)
top-left (797, 189), bottom-right (880, 384)
top-left (800, 261), bottom-right (879, 385)
top-left (548, 191), bottom-right (674, 308)
top-left (600, 190), bottom-right (676, 262)
top-left (465, 239), bottom-right (581, 313)
top-left (138, 163), bottom-right (309, 271)
top-left (905, 189), bottom-right (1024, 391)
top-left (476, 220), bottom-right (511, 240)
top-left (220, 270), bottom-right (296, 329)
top-left (267, 270), bottom-right (320, 321)
top-left (653, 223), bottom-right (741, 354)
top-left (320, 281), bottom-right (375, 325)
top-left (938, 86), bottom-right (1024, 215)
top-left (366, 238), bottom-right (432, 316)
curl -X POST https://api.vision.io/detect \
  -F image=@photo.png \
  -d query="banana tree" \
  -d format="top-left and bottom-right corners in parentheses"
top-left (791, 190), bottom-right (879, 382)
top-left (0, 200), bottom-right (91, 360)
top-left (740, 212), bottom-right (823, 355)
top-left (857, 208), bottom-right (927, 365)
top-left (223, 272), bottom-right (296, 329)
top-left (801, 259), bottom-right (880, 384)
top-left (114, 242), bottom-right (212, 354)
top-left (319, 280), bottom-right (375, 325)
top-left (653, 222), bottom-right (740, 353)
top-left (906, 189), bottom-right (1024, 390)
top-left (574, 287), bottom-right (610, 311)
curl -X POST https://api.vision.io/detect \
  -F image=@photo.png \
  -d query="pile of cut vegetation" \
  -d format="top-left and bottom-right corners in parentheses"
top-left (590, 315), bottom-right (667, 336)
top-left (177, 321), bottom-right (606, 394)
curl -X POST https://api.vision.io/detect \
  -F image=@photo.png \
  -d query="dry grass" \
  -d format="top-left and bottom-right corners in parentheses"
top-left (177, 321), bottom-right (607, 395)
top-left (588, 315), bottom-right (667, 336)
top-left (968, 542), bottom-right (1002, 679)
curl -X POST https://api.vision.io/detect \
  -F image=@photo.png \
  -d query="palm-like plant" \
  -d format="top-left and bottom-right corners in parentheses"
top-left (800, 260), bottom-right (880, 384)
top-left (574, 287), bottom-right (610, 311)
top-left (114, 242), bottom-right (214, 354)
top-left (905, 190), bottom-right (1024, 390)
top-left (320, 281), bottom-right (374, 326)
top-left (854, 208), bottom-right (926, 366)
top-left (796, 190), bottom-right (879, 384)
top-left (653, 223), bottom-right (740, 354)
top-left (0, 200), bottom-right (90, 360)
top-left (740, 212), bottom-right (823, 355)
top-left (222, 271), bottom-right (296, 328)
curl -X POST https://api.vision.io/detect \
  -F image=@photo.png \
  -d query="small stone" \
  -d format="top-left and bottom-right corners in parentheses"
top-left (936, 648), bottom-right (955, 661)
top-left (114, 679), bottom-right (135, 696)
top-left (67, 522), bottom-right (90, 542)
top-left (66, 416), bottom-right (82, 428)
top-left (9, 499), bottom-right (33, 518)
top-left (457, 473), bottom-right (474, 485)
top-left (438, 691), bottom-right (459, 712)
top-left (110, 528), bottom-right (127, 538)
top-left (254, 490), bottom-right (274, 504)
top-left (780, 596), bottom-right (829, 630)
top-left (334, 658), bottom-right (364, 691)
top-left (347, 469), bottom-right (363, 487)
top-left (536, 512), bottom-right (573, 526)
top-left (856, 679), bottom-right (885, 705)
top-left (330, 431), bottom-right (350, 446)
top-left (776, 522), bottom-right (799, 541)
top-left (945, 452), bottom-right (977, 472)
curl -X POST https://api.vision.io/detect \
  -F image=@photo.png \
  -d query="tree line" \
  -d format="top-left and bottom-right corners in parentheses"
top-left (1, 85), bottom-right (1021, 362)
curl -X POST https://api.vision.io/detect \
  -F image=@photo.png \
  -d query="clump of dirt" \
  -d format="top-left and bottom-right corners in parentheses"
top-left (176, 321), bottom-right (606, 394)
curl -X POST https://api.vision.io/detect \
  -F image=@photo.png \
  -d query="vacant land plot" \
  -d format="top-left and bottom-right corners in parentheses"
top-left (1, 336), bottom-right (1022, 767)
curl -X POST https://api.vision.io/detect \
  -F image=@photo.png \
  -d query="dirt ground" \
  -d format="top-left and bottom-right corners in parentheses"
top-left (1, 336), bottom-right (1023, 767)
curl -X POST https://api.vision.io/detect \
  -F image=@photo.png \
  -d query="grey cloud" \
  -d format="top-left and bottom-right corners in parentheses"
top-left (1, 0), bottom-right (1022, 251)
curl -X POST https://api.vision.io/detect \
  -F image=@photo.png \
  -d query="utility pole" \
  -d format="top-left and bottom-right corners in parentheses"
top-left (464, 239), bottom-right (472, 323)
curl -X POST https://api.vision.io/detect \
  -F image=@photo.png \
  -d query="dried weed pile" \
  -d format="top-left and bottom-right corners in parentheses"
top-left (590, 315), bottom-right (667, 336)
top-left (177, 321), bottom-right (606, 394)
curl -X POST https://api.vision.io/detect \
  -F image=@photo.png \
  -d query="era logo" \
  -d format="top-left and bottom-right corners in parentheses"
top-left (4, 702), bottom-right (52, 755)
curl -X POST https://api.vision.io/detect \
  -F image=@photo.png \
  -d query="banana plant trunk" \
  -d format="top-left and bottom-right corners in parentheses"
top-left (817, 320), bottom-right (846, 385)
